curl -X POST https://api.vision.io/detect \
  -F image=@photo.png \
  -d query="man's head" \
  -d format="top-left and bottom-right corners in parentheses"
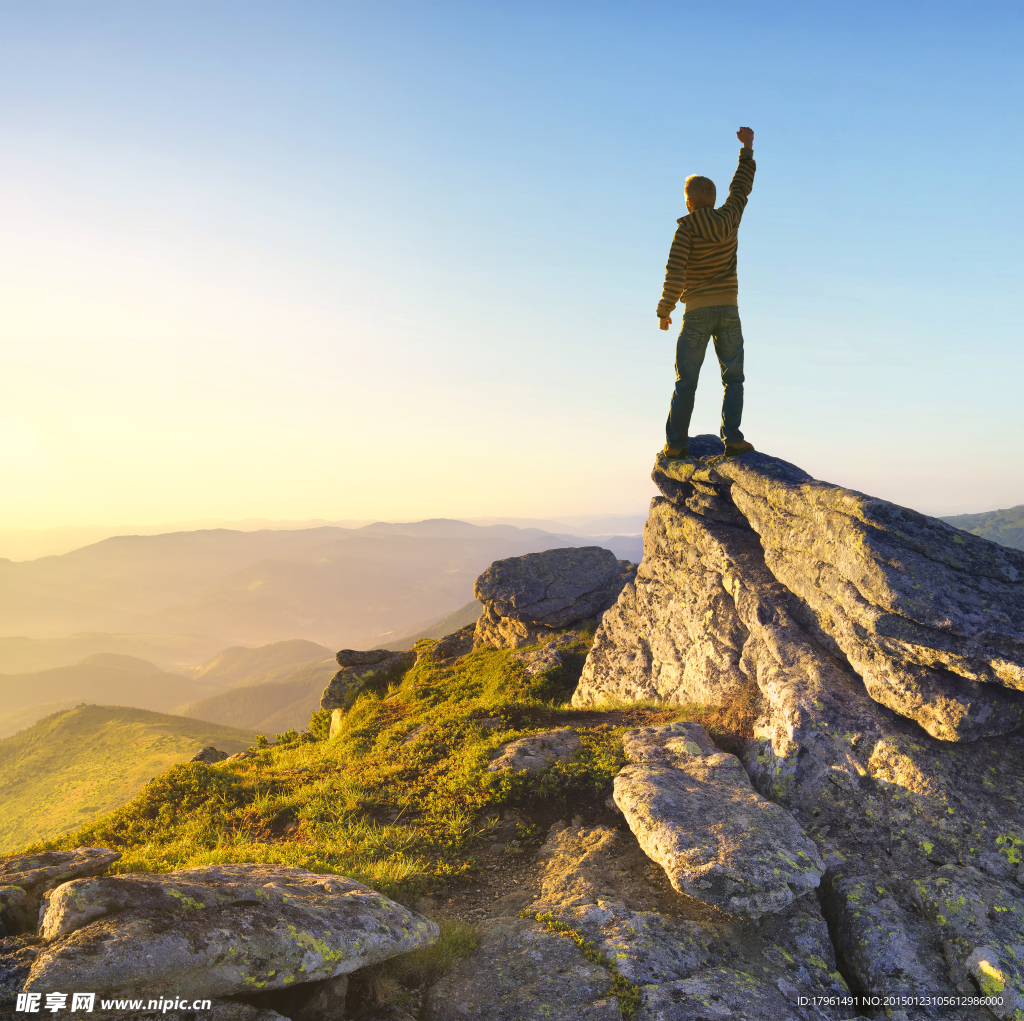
top-left (684, 174), bottom-right (716, 212)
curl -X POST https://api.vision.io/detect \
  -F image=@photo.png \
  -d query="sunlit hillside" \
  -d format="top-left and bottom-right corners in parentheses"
top-left (0, 705), bottom-right (256, 853)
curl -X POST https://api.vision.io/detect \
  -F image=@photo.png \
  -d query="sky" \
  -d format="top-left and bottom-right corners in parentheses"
top-left (1, 0), bottom-right (1021, 529)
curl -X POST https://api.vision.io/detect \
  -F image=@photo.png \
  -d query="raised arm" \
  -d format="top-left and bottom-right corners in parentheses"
top-left (720, 126), bottom-right (756, 228)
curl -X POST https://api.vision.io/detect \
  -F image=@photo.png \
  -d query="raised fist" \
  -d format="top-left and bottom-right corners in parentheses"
top-left (736, 126), bottom-right (754, 147)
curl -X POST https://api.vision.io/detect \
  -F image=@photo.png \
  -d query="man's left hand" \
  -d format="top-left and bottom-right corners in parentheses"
top-left (659, 317), bottom-right (672, 331)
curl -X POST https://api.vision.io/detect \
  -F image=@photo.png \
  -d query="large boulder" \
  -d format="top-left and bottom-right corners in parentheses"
top-left (473, 547), bottom-right (635, 649)
top-left (654, 442), bottom-right (1024, 742)
top-left (25, 864), bottom-right (438, 999)
top-left (613, 723), bottom-right (824, 917)
top-left (320, 649), bottom-right (416, 712)
top-left (0, 848), bottom-right (121, 935)
top-left (571, 437), bottom-right (1024, 1011)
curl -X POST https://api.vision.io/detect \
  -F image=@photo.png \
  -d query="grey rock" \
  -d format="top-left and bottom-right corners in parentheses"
top-left (638, 969), bottom-right (814, 1021)
top-left (966, 947), bottom-right (1024, 1018)
top-left (204, 1005), bottom-right (292, 1021)
top-left (487, 728), bottom-right (580, 775)
top-left (820, 871), bottom-right (952, 1005)
top-left (0, 934), bottom-right (41, 1007)
top-left (0, 847), bottom-right (121, 935)
top-left (418, 623), bottom-right (476, 664)
top-left (512, 642), bottom-right (563, 677)
top-left (26, 864), bottom-right (438, 998)
top-left (189, 746), bottom-right (228, 764)
top-left (656, 442), bottom-right (1024, 741)
top-left (473, 547), bottom-right (635, 649)
top-left (422, 916), bottom-right (619, 1021)
top-left (570, 438), bottom-right (1024, 1015)
top-left (320, 650), bottom-right (416, 712)
top-left (522, 820), bottom-right (850, 1020)
top-left (613, 723), bottom-right (824, 917)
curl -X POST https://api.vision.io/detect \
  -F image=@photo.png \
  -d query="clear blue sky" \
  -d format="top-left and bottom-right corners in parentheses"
top-left (1, 0), bottom-right (1021, 526)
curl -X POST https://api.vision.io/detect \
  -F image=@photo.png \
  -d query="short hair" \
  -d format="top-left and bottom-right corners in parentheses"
top-left (685, 175), bottom-right (716, 209)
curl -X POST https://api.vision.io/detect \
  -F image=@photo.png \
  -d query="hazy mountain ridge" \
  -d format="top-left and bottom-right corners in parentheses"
top-left (0, 632), bottom-right (224, 675)
top-left (186, 638), bottom-right (334, 687)
top-left (0, 653), bottom-right (219, 737)
top-left (941, 503), bottom-right (1024, 551)
top-left (0, 518), bottom-right (642, 649)
top-left (178, 661), bottom-right (336, 735)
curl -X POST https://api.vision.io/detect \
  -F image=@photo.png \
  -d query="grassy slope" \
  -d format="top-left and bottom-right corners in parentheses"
top-left (0, 706), bottom-right (256, 853)
top-left (178, 658), bottom-right (337, 734)
top-left (942, 505), bottom-right (1024, 551)
top-left (29, 627), bottom-right (757, 904)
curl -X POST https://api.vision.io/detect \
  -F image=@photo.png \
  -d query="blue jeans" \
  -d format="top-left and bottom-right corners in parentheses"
top-left (665, 305), bottom-right (745, 449)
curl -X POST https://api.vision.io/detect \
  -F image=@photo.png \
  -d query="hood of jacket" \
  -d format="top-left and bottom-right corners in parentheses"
top-left (677, 206), bottom-right (735, 243)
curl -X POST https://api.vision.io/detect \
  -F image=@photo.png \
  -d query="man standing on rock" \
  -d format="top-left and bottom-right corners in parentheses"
top-left (657, 127), bottom-right (756, 460)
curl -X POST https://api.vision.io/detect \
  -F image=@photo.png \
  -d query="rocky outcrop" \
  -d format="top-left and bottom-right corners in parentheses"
top-left (26, 864), bottom-right (438, 999)
top-left (190, 746), bottom-right (229, 764)
top-left (320, 649), bottom-right (416, 712)
top-left (432, 819), bottom-right (852, 1020)
top-left (487, 728), bottom-right (581, 775)
top-left (571, 437), bottom-right (1024, 1012)
top-left (418, 623), bottom-right (476, 664)
top-left (0, 848), bottom-right (121, 935)
top-left (613, 723), bottom-right (824, 917)
top-left (474, 547), bottom-right (635, 649)
top-left (657, 441), bottom-right (1024, 741)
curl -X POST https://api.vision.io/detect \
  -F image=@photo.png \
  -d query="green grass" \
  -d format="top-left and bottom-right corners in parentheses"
top-left (25, 629), bottom-right (661, 896)
top-left (13, 628), bottom-right (767, 1012)
top-left (0, 705), bottom-right (256, 852)
top-left (22, 631), bottom-right (759, 903)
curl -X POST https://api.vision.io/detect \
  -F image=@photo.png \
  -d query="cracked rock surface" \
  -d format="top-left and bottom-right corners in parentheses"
top-left (429, 819), bottom-right (852, 1021)
top-left (614, 723), bottom-right (824, 917)
top-left (320, 650), bottom-right (416, 713)
top-left (487, 728), bottom-right (581, 775)
top-left (570, 437), bottom-right (1024, 1018)
top-left (0, 848), bottom-right (121, 936)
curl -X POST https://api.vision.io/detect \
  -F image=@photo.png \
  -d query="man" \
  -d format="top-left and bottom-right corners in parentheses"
top-left (657, 127), bottom-right (756, 459)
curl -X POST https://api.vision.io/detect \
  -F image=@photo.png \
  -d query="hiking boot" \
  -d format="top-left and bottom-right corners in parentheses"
top-left (663, 443), bottom-right (689, 460)
top-left (723, 440), bottom-right (755, 457)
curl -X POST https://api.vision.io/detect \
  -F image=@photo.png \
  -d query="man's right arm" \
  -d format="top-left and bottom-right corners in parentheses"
top-left (721, 126), bottom-right (756, 227)
top-left (656, 222), bottom-right (691, 323)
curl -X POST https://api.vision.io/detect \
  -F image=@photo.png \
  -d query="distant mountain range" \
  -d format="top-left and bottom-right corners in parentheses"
top-left (0, 653), bottom-right (223, 738)
top-left (941, 504), bottom-right (1024, 551)
top-left (0, 704), bottom-right (255, 853)
top-left (0, 518), bottom-right (642, 650)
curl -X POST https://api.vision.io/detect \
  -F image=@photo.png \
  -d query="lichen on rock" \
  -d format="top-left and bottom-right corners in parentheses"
top-left (613, 723), bottom-right (824, 917)
top-left (26, 864), bottom-right (438, 999)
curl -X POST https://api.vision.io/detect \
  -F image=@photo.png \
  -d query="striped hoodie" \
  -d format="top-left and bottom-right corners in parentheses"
top-left (656, 148), bottom-right (756, 318)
